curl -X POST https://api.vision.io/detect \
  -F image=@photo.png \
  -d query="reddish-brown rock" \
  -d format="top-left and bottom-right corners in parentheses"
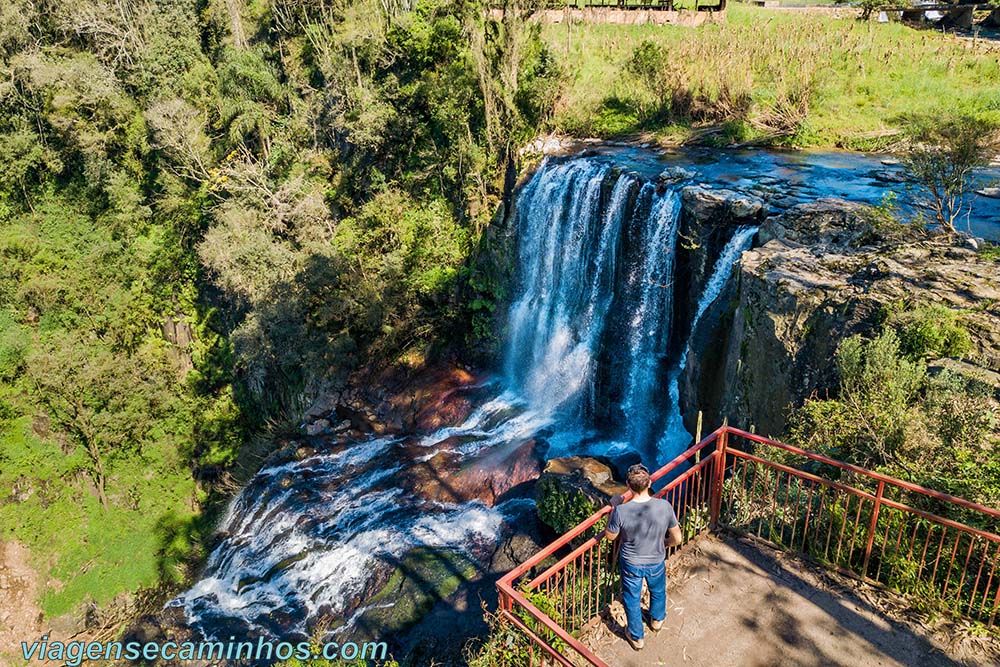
top-left (399, 438), bottom-right (544, 507)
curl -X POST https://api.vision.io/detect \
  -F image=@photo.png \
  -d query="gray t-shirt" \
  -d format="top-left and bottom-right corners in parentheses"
top-left (607, 498), bottom-right (679, 565)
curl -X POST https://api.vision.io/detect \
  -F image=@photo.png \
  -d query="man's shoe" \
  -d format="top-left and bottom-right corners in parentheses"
top-left (627, 635), bottom-right (644, 651)
top-left (650, 618), bottom-right (663, 631)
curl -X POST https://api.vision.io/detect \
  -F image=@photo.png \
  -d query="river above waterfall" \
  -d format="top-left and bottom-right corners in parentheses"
top-left (167, 146), bottom-right (1000, 649)
top-left (544, 145), bottom-right (1000, 240)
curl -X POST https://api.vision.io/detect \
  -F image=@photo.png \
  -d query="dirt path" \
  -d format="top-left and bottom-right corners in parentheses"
top-left (592, 535), bottom-right (1000, 667)
top-left (0, 541), bottom-right (42, 667)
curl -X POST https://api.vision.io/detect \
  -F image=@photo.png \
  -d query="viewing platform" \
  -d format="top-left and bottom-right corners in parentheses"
top-left (593, 535), bottom-right (983, 666)
top-left (494, 427), bottom-right (1000, 666)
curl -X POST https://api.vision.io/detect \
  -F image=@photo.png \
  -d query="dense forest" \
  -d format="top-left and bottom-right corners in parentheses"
top-left (0, 0), bottom-right (559, 620)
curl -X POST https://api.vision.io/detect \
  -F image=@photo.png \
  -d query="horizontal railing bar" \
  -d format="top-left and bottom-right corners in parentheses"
top-left (527, 452), bottom-right (719, 590)
top-left (724, 527), bottom-right (890, 588)
top-left (727, 427), bottom-right (1000, 520)
top-left (649, 426), bottom-right (726, 484)
top-left (497, 581), bottom-right (611, 667)
top-left (497, 425), bottom-right (1000, 665)
top-left (499, 504), bottom-right (613, 587)
top-left (730, 449), bottom-right (1000, 543)
top-left (729, 450), bottom-right (879, 501)
top-left (877, 496), bottom-right (1000, 544)
top-left (500, 429), bottom-right (723, 587)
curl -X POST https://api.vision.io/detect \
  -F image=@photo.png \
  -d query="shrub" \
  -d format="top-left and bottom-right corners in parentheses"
top-left (788, 330), bottom-right (925, 467)
top-left (889, 304), bottom-right (972, 361)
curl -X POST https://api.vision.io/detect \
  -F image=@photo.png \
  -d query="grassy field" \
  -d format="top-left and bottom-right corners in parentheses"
top-left (0, 416), bottom-right (202, 617)
top-left (542, 5), bottom-right (1000, 148)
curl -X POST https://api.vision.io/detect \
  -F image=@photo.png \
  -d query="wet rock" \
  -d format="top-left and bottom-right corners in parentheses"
top-left (304, 419), bottom-right (330, 436)
top-left (402, 438), bottom-right (545, 507)
top-left (681, 187), bottom-right (765, 227)
top-left (519, 134), bottom-right (570, 156)
top-left (597, 448), bottom-right (643, 481)
top-left (348, 547), bottom-right (480, 640)
top-left (871, 169), bottom-right (908, 184)
top-left (675, 187), bottom-right (766, 347)
top-left (489, 522), bottom-right (546, 574)
top-left (535, 457), bottom-right (626, 536)
top-left (294, 444), bottom-right (317, 460)
top-left (658, 166), bottom-right (695, 184)
top-left (976, 187), bottom-right (1000, 199)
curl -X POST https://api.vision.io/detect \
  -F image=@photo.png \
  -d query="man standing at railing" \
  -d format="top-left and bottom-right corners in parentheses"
top-left (604, 463), bottom-right (683, 651)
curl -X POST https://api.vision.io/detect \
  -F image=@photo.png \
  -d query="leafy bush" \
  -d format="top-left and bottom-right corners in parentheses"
top-left (788, 328), bottom-right (1000, 516)
top-left (0, 0), bottom-right (564, 626)
top-left (888, 303), bottom-right (972, 361)
top-left (788, 330), bottom-right (925, 467)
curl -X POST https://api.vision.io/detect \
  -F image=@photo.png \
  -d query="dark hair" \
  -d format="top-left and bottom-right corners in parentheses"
top-left (626, 464), bottom-right (651, 493)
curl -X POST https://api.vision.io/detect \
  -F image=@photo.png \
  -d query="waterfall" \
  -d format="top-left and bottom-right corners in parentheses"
top-left (504, 159), bottom-right (684, 456)
top-left (504, 159), bottom-right (630, 417)
top-left (167, 435), bottom-right (518, 639)
top-left (170, 155), bottom-right (757, 642)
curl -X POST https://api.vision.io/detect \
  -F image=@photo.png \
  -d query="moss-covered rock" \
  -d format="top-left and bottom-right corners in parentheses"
top-left (535, 457), bottom-right (626, 536)
top-left (346, 547), bottom-right (480, 639)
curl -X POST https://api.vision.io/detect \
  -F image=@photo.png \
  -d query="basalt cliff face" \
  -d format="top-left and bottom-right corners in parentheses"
top-left (682, 199), bottom-right (1000, 439)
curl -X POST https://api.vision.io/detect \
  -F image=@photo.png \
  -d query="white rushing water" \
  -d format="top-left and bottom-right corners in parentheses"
top-left (171, 156), bottom-right (758, 641)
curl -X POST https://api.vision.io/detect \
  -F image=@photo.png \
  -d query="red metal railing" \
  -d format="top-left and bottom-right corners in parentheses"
top-left (494, 426), bottom-right (1000, 666)
top-left (495, 427), bottom-right (728, 666)
top-left (720, 428), bottom-right (1000, 627)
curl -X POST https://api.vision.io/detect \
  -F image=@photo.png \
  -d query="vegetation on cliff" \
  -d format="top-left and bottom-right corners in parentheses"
top-left (788, 304), bottom-right (1000, 523)
top-left (1, 0), bottom-right (998, 651)
top-left (0, 0), bottom-right (558, 621)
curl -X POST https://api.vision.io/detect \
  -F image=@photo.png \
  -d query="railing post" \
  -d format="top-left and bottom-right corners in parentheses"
top-left (862, 480), bottom-right (885, 579)
top-left (694, 410), bottom-right (703, 464)
top-left (710, 426), bottom-right (728, 530)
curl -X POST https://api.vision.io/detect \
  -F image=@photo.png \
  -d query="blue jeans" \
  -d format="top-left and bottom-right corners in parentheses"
top-left (620, 559), bottom-right (666, 641)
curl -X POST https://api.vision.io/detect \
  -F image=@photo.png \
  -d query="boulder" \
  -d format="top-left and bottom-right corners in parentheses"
top-left (658, 166), bottom-right (695, 185)
top-left (680, 187), bottom-right (765, 229)
top-left (345, 547), bottom-right (480, 641)
top-left (401, 438), bottom-right (546, 507)
top-left (304, 419), bottom-right (329, 436)
top-left (757, 198), bottom-right (873, 247)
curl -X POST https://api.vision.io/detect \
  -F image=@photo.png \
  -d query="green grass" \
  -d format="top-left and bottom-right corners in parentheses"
top-left (0, 416), bottom-right (202, 618)
top-left (543, 5), bottom-right (1000, 147)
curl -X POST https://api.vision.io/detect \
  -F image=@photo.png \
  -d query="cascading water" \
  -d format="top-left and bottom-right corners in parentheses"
top-left (169, 154), bottom-right (757, 642)
top-left (503, 159), bottom-right (686, 457)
